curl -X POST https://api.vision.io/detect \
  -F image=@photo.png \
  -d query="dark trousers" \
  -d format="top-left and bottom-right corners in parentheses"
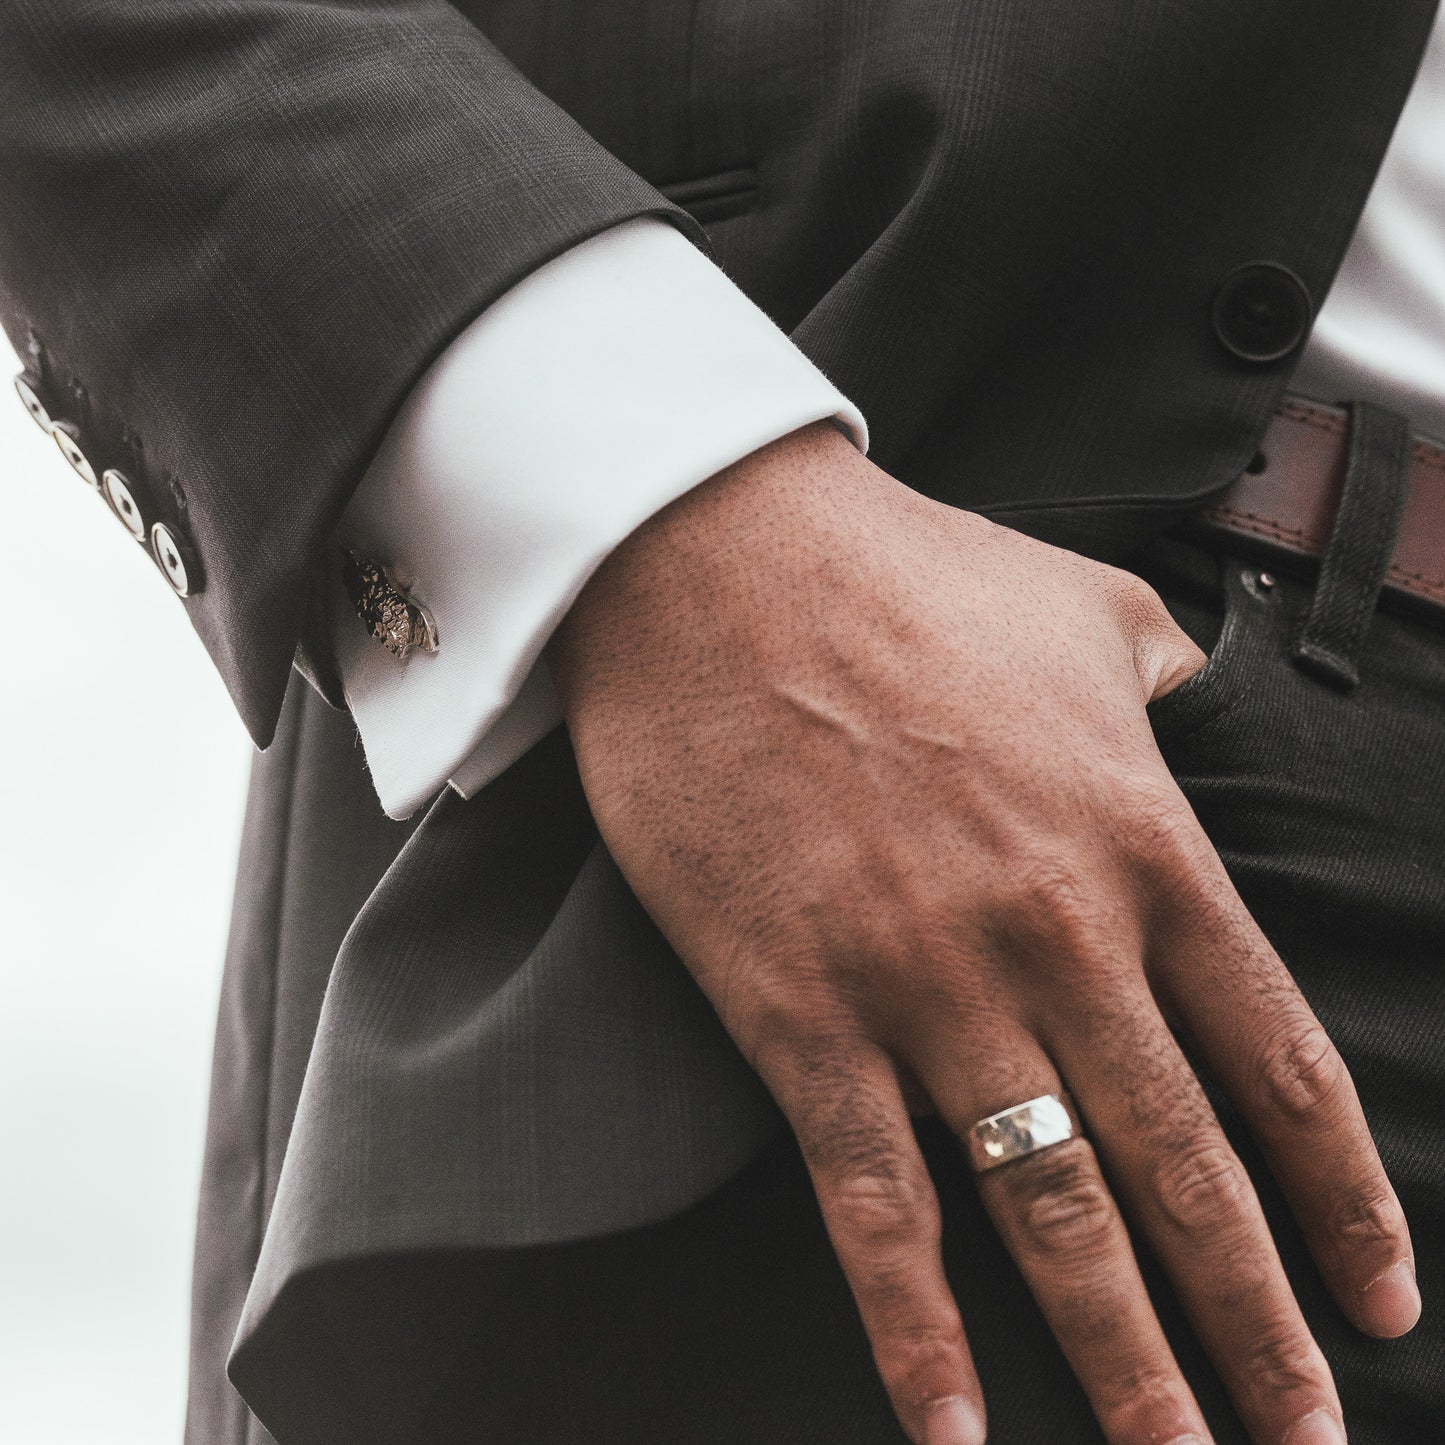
top-left (415, 494), bottom-right (1445, 1442)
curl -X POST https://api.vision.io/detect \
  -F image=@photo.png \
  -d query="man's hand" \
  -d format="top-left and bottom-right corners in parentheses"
top-left (545, 421), bottom-right (1417, 1445)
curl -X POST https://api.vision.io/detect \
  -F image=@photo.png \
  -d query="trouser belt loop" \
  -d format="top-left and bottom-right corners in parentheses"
top-left (1290, 400), bottom-right (1413, 690)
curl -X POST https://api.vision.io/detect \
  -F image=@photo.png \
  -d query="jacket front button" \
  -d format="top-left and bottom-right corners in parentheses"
top-left (14, 374), bottom-right (50, 432)
top-left (151, 521), bottom-right (191, 596)
top-left (1212, 262), bottom-right (1313, 363)
top-left (50, 421), bottom-right (99, 487)
top-left (102, 468), bottom-right (147, 541)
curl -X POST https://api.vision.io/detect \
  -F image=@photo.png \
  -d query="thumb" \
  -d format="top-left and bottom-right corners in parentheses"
top-left (1137, 622), bottom-right (1209, 703)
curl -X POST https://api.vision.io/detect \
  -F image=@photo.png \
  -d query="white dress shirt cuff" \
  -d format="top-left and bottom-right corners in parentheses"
top-left (330, 216), bottom-right (868, 819)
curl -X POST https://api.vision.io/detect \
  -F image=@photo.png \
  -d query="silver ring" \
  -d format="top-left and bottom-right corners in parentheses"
top-left (965, 1093), bottom-right (1079, 1174)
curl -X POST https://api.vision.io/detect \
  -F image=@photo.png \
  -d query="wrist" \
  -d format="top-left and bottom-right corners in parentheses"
top-left (545, 418), bottom-right (888, 713)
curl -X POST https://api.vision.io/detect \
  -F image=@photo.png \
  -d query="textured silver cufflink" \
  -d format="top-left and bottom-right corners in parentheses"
top-left (340, 546), bottom-right (440, 661)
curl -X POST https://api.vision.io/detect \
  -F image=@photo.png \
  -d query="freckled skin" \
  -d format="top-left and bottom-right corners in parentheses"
top-left (546, 421), bottom-right (1415, 1445)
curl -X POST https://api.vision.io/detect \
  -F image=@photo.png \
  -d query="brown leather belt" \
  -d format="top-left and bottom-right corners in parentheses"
top-left (1191, 398), bottom-right (1445, 621)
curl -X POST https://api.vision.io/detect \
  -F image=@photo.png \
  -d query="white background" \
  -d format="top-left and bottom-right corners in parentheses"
top-left (0, 337), bottom-right (250, 1444)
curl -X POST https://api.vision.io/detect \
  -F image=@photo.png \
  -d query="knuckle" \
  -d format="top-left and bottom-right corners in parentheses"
top-left (1095, 1365), bottom-right (1189, 1438)
top-left (875, 1317), bottom-right (969, 1395)
top-left (1241, 1324), bottom-right (1329, 1398)
top-left (827, 1159), bottom-right (935, 1252)
top-left (1103, 563), bottom-right (1170, 624)
top-left (1112, 773), bottom-right (1201, 860)
top-left (782, 1054), bottom-right (917, 1211)
top-left (1002, 1145), bottom-right (1118, 1258)
top-left (1109, 569), bottom-right (1201, 665)
top-left (1153, 1139), bottom-right (1251, 1233)
top-left (1328, 1182), bottom-right (1406, 1251)
top-left (1254, 1020), bottom-right (1347, 1123)
top-left (1109, 763), bottom-right (1180, 817)
top-left (1003, 857), bottom-right (1107, 960)
top-left (732, 966), bottom-right (826, 1053)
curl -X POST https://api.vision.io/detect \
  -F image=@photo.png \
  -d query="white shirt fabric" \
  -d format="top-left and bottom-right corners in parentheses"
top-left (1292, 10), bottom-right (1445, 444)
top-left (336, 10), bottom-right (1445, 821)
top-left (332, 217), bottom-right (867, 818)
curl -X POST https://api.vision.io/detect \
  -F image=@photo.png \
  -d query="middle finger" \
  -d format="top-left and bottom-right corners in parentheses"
top-left (912, 1021), bottom-right (1214, 1445)
top-left (1047, 985), bottom-right (1345, 1445)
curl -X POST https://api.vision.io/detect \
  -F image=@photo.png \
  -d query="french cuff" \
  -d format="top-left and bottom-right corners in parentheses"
top-left (331, 215), bottom-right (868, 820)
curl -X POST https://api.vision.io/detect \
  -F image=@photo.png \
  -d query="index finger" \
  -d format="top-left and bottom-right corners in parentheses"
top-left (1153, 848), bottom-right (1418, 1341)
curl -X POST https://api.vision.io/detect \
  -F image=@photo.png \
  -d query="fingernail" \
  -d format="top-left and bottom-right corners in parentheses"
top-left (924, 1395), bottom-right (987, 1445)
top-left (1162, 1436), bottom-right (1207, 1444)
top-left (1283, 1408), bottom-right (1347, 1445)
top-left (1358, 1259), bottom-right (1421, 1337)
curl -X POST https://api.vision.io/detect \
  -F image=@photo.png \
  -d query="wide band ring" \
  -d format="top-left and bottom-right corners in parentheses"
top-left (965, 1093), bottom-right (1079, 1174)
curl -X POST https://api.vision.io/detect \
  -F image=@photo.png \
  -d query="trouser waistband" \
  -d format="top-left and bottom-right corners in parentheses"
top-left (1190, 398), bottom-right (1445, 630)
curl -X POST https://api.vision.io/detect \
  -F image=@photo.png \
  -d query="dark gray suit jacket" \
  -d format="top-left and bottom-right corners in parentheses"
top-left (1, 2), bottom-right (1437, 1441)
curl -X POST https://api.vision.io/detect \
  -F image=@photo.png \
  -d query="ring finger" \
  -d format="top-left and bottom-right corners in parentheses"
top-left (912, 1023), bottom-right (1214, 1445)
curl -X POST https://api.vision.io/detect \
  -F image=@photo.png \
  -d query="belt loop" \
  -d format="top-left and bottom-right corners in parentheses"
top-left (1290, 400), bottom-right (1412, 690)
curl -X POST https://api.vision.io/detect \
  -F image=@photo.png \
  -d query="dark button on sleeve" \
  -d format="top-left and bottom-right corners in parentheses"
top-left (101, 468), bottom-right (147, 541)
top-left (14, 374), bottom-right (50, 432)
top-left (1212, 262), bottom-right (1313, 364)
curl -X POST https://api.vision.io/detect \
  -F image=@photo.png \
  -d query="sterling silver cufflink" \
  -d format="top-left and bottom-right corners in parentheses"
top-left (340, 545), bottom-right (440, 661)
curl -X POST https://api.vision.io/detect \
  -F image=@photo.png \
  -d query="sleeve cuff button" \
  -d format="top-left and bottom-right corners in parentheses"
top-left (14, 375), bottom-right (50, 432)
top-left (50, 422), bottom-right (98, 487)
top-left (151, 522), bottom-right (191, 597)
top-left (102, 469), bottom-right (147, 541)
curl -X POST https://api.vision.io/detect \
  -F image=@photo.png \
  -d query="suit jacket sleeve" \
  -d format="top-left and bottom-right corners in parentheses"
top-left (0, 1), bottom-right (711, 748)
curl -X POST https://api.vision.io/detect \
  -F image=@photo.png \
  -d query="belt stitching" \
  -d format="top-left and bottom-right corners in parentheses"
top-left (1204, 505), bottom-right (1445, 603)
top-left (1279, 399), bottom-right (1445, 471)
top-left (1213, 402), bottom-right (1445, 600)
